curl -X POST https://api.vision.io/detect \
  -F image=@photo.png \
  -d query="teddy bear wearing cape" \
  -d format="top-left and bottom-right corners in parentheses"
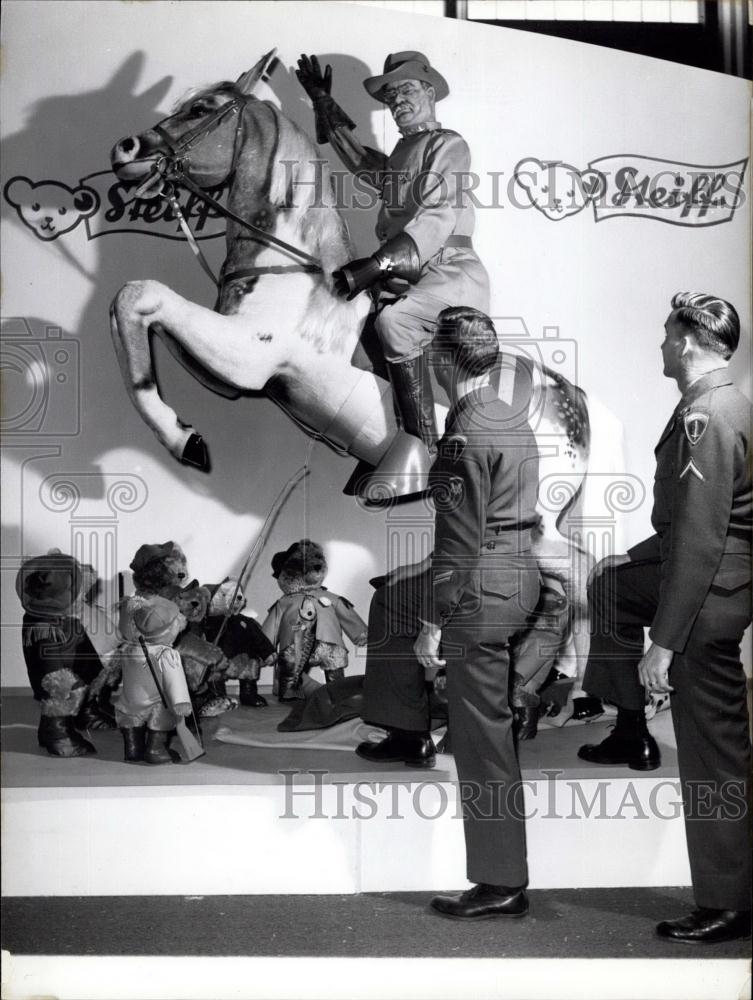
top-left (261, 540), bottom-right (368, 702)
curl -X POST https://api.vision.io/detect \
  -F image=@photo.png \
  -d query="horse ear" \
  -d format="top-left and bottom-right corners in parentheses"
top-left (236, 48), bottom-right (278, 95)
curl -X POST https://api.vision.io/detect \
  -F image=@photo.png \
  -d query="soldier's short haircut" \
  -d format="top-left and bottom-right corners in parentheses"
top-left (435, 307), bottom-right (499, 377)
top-left (671, 292), bottom-right (740, 359)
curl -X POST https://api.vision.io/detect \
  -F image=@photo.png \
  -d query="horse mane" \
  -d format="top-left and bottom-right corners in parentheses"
top-left (263, 101), bottom-right (364, 356)
top-left (264, 102), bottom-right (354, 273)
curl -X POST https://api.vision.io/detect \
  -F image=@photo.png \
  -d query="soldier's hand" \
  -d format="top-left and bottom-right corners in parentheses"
top-left (173, 702), bottom-right (193, 717)
top-left (414, 623), bottom-right (446, 675)
top-left (587, 552), bottom-right (630, 590)
top-left (296, 54), bottom-right (332, 100)
top-left (638, 642), bottom-right (674, 694)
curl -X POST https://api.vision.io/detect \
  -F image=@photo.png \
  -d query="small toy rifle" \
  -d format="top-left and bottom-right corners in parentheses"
top-left (139, 636), bottom-right (205, 762)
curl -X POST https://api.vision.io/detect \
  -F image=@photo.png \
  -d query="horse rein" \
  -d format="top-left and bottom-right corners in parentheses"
top-left (143, 92), bottom-right (323, 286)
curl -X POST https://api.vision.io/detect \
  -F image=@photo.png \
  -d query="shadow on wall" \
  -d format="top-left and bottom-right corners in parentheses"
top-left (1, 49), bottom-right (395, 526)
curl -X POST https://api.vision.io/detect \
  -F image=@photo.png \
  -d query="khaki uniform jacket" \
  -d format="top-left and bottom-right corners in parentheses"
top-left (628, 368), bottom-right (752, 651)
top-left (427, 385), bottom-right (540, 626)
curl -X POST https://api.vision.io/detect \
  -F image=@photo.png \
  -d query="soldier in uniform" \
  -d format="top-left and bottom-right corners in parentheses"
top-left (356, 307), bottom-right (541, 920)
top-left (296, 51), bottom-right (490, 451)
top-left (578, 292), bottom-right (751, 944)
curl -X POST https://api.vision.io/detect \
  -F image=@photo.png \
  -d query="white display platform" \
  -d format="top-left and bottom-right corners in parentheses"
top-left (2, 691), bottom-right (690, 897)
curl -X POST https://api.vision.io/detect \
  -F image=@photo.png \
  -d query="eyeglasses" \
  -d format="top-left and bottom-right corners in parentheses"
top-left (382, 82), bottom-right (425, 106)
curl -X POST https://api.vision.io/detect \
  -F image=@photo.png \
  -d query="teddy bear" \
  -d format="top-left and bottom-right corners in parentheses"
top-left (261, 540), bottom-right (368, 702)
top-left (15, 550), bottom-right (120, 757)
top-left (202, 578), bottom-right (275, 708)
top-left (109, 595), bottom-right (193, 764)
top-left (163, 579), bottom-right (238, 719)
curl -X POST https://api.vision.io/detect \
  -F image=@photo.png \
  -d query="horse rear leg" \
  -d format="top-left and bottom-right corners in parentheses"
top-left (110, 279), bottom-right (280, 470)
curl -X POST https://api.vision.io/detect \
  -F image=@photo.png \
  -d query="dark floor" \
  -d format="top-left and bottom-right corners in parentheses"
top-left (2, 887), bottom-right (750, 959)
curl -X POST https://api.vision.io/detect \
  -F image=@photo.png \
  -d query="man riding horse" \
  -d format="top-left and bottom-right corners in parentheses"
top-left (297, 52), bottom-right (490, 453)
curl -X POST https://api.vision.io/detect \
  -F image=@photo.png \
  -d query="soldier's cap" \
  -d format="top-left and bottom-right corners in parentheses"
top-left (15, 550), bottom-right (84, 617)
top-left (131, 595), bottom-right (183, 642)
top-left (129, 541), bottom-right (181, 574)
top-left (364, 52), bottom-right (449, 103)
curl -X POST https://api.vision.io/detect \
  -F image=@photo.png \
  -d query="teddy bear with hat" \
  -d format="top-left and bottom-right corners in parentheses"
top-left (261, 540), bottom-right (368, 702)
top-left (109, 594), bottom-right (193, 764)
top-left (15, 549), bottom-right (120, 757)
top-left (202, 577), bottom-right (275, 707)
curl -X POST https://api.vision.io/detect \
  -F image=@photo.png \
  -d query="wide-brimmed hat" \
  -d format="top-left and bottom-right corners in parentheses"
top-left (364, 51), bottom-right (449, 103)
top-left (15, 550), bottom-right (83, 617)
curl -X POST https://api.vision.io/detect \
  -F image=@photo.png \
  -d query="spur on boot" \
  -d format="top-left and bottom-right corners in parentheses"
top-left (38, 716), bottom-right (96, 757)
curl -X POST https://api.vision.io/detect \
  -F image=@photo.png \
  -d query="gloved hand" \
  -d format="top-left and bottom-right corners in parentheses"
top-left (296, 54), bottom-right (332, 101)
top-left (173, 702), bottom-right (192, 718)
top-left (332, 257), bottom-right (384, 300)
top-left (332, 233), bottom-right (421, 300)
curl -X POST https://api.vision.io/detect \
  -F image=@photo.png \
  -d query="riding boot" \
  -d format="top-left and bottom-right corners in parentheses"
top-left (144, 729), bottom-right (175, 765)
top-left (38, 715), bottom-right (96, 757)
top-left (276, 662), bottom-right (304, 703)
top-left (387, 355), bottom-right (438, 453)
top-left (120, 726), bottom-right (147, 763)
top-left (239, 678), bottom-right (268, 707)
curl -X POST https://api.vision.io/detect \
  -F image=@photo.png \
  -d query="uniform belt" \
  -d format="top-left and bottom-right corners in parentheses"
top-left (444, 235), bottom-right (473, 249)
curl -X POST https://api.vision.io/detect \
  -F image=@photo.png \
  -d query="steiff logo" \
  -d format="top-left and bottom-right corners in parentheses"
top-left (588, 155), bottom-right (747, 226)
top-left (3, 171), bottom-right (229, 242)
top-left (514, 155), bottom-right (747, 227)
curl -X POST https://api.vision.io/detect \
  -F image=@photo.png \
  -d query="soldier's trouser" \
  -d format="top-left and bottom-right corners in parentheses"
top-left (583, 556), bottom-right (752, 910)
top-left (374, 250), bottom-right (489, 363)
top-left (362, 565), bottom-right (539, 888)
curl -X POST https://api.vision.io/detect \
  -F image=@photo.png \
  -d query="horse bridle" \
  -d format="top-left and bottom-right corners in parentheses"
top-left (142, 91), bottom-right (322, 281)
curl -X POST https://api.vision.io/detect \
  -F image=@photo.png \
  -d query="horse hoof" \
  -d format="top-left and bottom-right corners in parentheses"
top-left (181, 433), bottom-right (211, 472)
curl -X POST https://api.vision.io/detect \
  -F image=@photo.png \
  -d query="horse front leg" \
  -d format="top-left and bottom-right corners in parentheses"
top-left (110, 280), bottom-right (282, 470)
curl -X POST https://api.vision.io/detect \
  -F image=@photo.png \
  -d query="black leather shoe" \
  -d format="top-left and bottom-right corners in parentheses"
top-left (430, 884), bottom-right (529, 920)
top-left (656, 908), bottom-right (751, 944)
top-left (578, 729), bottom-right (660, 770)
top-left (356, 731), bottom-right (436, 768)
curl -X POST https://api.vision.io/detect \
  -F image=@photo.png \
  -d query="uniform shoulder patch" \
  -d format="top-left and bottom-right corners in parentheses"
top-left (440, 433), bottom-right (467, 462)
top-left (682, 408), bottom-right (709, 446)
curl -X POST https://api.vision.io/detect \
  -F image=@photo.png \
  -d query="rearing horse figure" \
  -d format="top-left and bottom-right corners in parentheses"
top-left (110, 57), bottom-right (431, 497)
top-left (109, 57), bottom-right (592, 628)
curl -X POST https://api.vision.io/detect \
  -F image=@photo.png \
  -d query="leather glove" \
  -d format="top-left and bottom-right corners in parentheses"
top-left (332, 256), bottom-right (384, 300)
top-left (332, 233), bottom-right (421, 300)
top-left (296, 54), bottom-right (331, 101)
top-left (296, 55), bottom-right (355, 144)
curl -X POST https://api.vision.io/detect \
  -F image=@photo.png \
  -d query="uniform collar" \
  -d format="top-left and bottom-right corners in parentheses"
top-left (397, 120), bottom-right (441, 137)
top-left (677, 367), bottom-right (732, 411)
top-left (656, 367), bottom-right (732, 452)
